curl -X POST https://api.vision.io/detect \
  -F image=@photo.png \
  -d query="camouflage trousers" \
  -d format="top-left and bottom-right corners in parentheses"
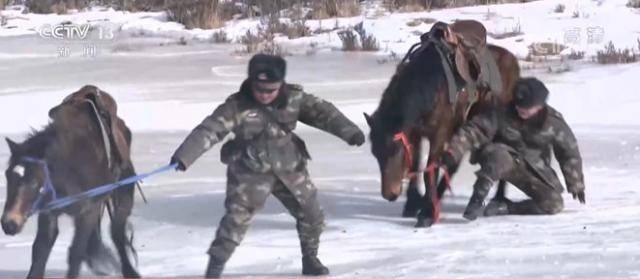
top-left (207, 162), bottom-right (325, 262)
top-left (475, 143), bottom-right (564, 215)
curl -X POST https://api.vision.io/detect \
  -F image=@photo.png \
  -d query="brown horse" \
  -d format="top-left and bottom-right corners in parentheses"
top-left (365, 22), bottom-right (520, 227)
top-left (1, 85), bottom-right (140, 278)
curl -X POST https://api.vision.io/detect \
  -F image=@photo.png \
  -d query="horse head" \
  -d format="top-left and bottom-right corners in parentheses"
top-left (1, 137), bottom-right (52, 235)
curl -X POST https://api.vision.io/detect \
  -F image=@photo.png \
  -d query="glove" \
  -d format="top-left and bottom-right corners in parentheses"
top-left (170, 157), bottom-right (186, 171)
top-left (347, 131), bottom-right (365, 146)
top-left (570, 189), bottom-right (586, 204)
top-left (440, 150), bottom-right (457, 171)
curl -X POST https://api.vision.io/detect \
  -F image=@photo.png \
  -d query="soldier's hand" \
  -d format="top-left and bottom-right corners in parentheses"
top-left (571, 190), bottom-right (586, 204)
top-left (440, 150), bottom-right (457, 171)
top-left (347, 131), bottom-right (365, 146)
top-left (170, 157), bottom-right (186, 172)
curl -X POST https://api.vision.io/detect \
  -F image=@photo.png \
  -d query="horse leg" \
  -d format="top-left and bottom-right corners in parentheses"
top-left (67, 208), bottom-right (102, 278)
top-left (403, 136), bottom-right (428, 218)
top-left (403, 183), bottom-right (422, 218)
top-left (86, 215), bottom-right (120, 276)
top-left (415, 152), bottom-right (440, 228)
top-left (26, 214), bottom-right (59, 279)
top-left (415, 127), bottom-right (450, 227)
top-left (110, 174), bottom-right (140, 278)
top-left (493, 180), bottom-right (508, 201)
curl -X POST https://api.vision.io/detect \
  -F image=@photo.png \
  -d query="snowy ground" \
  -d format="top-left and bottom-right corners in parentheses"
top-left (2, 0), bottom-right (639, 57)
top-left (1, 0), bottom-right (640, 278)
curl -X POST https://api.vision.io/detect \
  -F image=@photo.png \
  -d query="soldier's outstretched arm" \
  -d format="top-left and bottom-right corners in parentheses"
top-left (550, 113), bottom-right (586, 203)
top-left (447, 110), bottom-right (498, 163)
top-left (298, 91), bottom-right (364, 146)
top-left (171, 101), bottom-right (237, 170)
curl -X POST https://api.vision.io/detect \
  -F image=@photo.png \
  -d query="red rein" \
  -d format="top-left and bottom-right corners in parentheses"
top-left (392, 131), bottom-right (452, 222)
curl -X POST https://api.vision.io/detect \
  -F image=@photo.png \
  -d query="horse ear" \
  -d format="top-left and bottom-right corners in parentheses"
top-left (5, 137), bottom-right (20, 154)
top-left (363, 113), bottom-right (373, 127)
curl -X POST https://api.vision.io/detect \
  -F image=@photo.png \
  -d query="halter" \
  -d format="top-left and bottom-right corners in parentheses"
top-left (20, 156), bottom-right (57, 216)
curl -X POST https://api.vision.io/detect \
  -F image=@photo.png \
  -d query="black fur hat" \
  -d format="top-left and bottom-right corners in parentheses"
top-left (248, 54), bottom-right (286, 83)
top-left (514, 77), bottom-right (549, 108)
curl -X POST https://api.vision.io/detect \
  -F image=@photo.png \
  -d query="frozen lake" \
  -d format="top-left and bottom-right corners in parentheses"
top-left (1, 34), bottom-right (640, 278)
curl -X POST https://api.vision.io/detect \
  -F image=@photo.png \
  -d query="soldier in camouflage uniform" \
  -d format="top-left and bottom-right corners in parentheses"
top-left (170, 54), bottom-right (365, 278)
top-left (441, 77), bottom-right (586, 221)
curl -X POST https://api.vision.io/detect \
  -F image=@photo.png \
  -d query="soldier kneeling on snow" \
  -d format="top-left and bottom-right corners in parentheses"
top-left (441, 77), bottom-right (586, 221)
top-left (170, 54), bottom-right (365, 278)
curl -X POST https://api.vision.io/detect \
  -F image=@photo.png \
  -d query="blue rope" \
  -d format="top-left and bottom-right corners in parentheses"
top-left (24, 158), bottom-right (177, 215)
top-left (22, 157), bottom-right (57, 215)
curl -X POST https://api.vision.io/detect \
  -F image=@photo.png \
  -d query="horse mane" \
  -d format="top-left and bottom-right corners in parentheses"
top-left (371, 42), bottom-right (447, 134)
top-left (10, 124), bottom-right (57, 161)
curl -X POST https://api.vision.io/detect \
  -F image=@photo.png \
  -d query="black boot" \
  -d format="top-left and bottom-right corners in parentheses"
top-left (463, 177), bottom-right (493, 221)
top-left (302, 255), bottom-right (329, 276)
top-left (205, 255), bottom-right (226, 278)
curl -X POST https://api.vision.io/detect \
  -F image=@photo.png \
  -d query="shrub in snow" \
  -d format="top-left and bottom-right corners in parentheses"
top-left (239, 29), bottom-right (262, 53)
top-left (628, 0), bottom-right (640, 8)
top-left (310, 0), bottom-right (360, 19)
top-left (338, 29), bottom-right (359, 51)
top-left (286, 7), bottom-right (312, 39)
top-left (262, 14), bottom-right (289, 35)
top-left (384, 0), bottom-right (428, 12)
top-left (566, 50), bottom-right (585, 61)
top-left (596, 41), bottom-right (637, 64)
top-left (338, 22), bottom-right (379, 52)
top-left (261, 13), bottom-right (311, 40)
top-left (26, 0), bottom-right (88, 14)
top-left (355, 22), bottom-right (379, 51)
top-left (120, 0), bottom-right (166, 12)
top-left (210, 30), bottom-right (230, 43)
top-left (166, 0), bottom-right (226, 29)
top-left (554, 4), bottom-right (565, 13)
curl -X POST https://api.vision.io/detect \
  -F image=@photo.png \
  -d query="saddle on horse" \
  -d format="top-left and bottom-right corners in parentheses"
top-left (415, 20), bottom-right (503, 106)
top-left (48, 85), bottom-right (132, 172)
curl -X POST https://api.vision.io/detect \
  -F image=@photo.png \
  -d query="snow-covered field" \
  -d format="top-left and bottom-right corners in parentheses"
top-left (1, 0), bottom-right (640, 278)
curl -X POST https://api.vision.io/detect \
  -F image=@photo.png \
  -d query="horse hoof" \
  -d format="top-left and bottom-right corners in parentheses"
top-left (414, 217), bottom-right (434, 228)
top-left (124, 268), bottom-right (141, 278)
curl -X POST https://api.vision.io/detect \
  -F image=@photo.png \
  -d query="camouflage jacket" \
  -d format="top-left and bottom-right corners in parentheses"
top-left (172, 80), bottom-right (362, 173)
top-left (448, 104), bottom-right (585, 193)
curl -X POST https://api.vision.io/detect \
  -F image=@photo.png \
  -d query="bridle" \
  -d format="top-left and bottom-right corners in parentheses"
top-left (19, 156), bottom-right (57, 216)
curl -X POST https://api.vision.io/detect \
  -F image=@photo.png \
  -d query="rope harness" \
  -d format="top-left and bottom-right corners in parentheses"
top-left (393, 132), bottom-right (452, 222)
top-left (24, 156), bottom-right (177, 216)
